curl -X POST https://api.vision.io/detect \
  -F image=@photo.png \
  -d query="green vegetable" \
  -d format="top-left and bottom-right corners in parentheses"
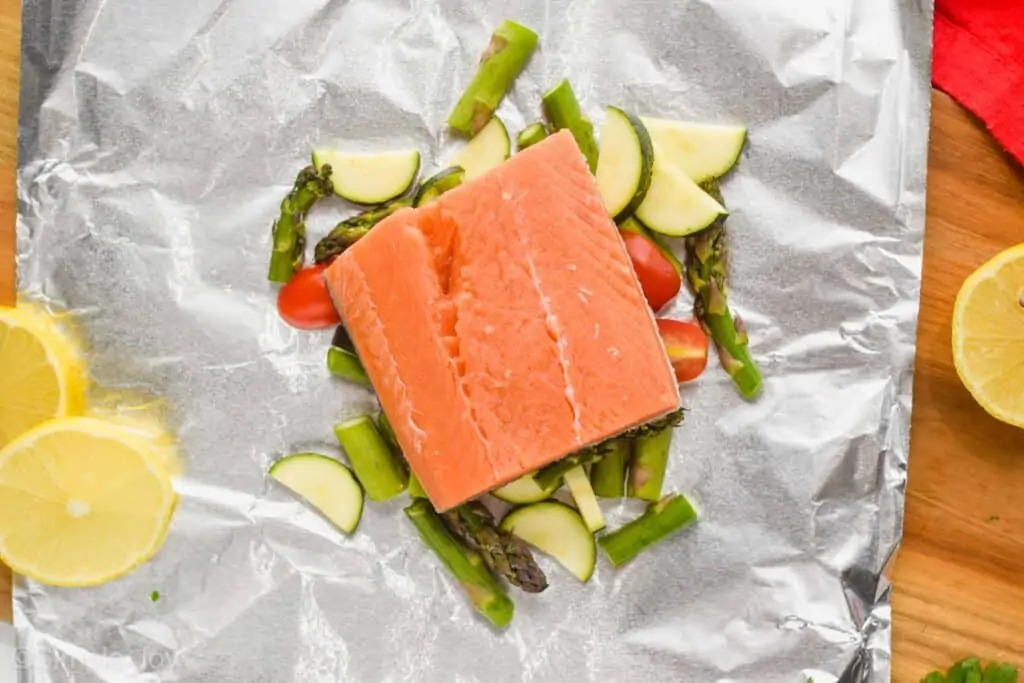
top-left (949, 659), bottom-right (984, 683)
top-left (268, 165), bottom-right (334, 283)
top-left (590, 439), bottom-right (631, 498)
top-left (327, 347), bottom-right (371, 387)
top-left (501, 502), bottom-right (597, 582)
top-left (563, 464), bottom-right (605, 532)
top-left (149, 590), bottom-right (161, 602)
top-left (449, 116), bottom-right (511, 180)
top-left (641, 118), bottom-right (746, 183)
top-left (269, 453), bottom-right (364, 533)
top-left (627, 427), bottom-right (674, 501)
top-left (983, 662), bottom-right (1018, 683)
top-left (376, 411), bottom-right (400, 453)
top-left (444, 501), bottom-right (548, 593)
top-left (312, 149), bottom-right (421, 204)
top-left (516, 122), bottom-right (549, 150)
top-left (448, 19), bottom-right (539, 136)
top-left (314, 197), bottom-right (412, 264)
top-left (408, 473), bottom-right (427, 499)
top-left (413, 166), bottom-right (466, 207)
top-left (492, 474), bottom-right (560, 504)
top-left (542, 79), bottom-right (599, 172)
top-left (533, 441), bottom-right (617, 491)
top-left (332, 416), bottom-right (408, 501)
top-left (598, 493), bottom-right (698, 567)
top-left (404, 499), bottom-right (515, 628)
top-left (921, 672), bottom-right (946, 683)
top-left (634, 154), bottom-right (727, 237)
top-left (685, 183), bottom-right (762, 399)
top-left (595, 106), bottom-right (654, 219)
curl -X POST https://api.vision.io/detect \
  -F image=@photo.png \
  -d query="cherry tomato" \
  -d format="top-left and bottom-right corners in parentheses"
top-left (277, 263), bottom-right (341, 330)
top-left (657, 318), bottom-right (709, 383)
top-left (620, 230), bottom-right (681, 312)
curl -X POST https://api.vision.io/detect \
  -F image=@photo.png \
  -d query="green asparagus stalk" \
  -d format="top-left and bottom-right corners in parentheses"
top-left (327, 347), bottom-right (371, 387)
top-left (541, 79), bottom-right (599, 172)
top-left (404, 499), bottom-right (515, 628)
top-left (448, 20), bottom-right (539, 136)
top-left (516, 122), bottom-right (549, 150)
top-left (983, 663), bottom-right (1019, 683)
top-left (627, 427), bottom-right (674, 501)
top-left (314, 197), bottom-right (412, 264)
top-left (333, 416), bottom-right (407, 501)
top-left (376, 411), bottom-right (400, 452)
top-left (533, 440), bottom-right (617, 490)
top-left (408, 473), bottom-right (427, 499)
top-left (444, 502), bottom-right (548, 593)
top-left (598, 493), bottom-right (698, 567)
top-left (591, 439), bottom-right (631, 498)
top-left (685, 182), bottom-right (762, 399)
top-left (268, 165), bottom-right (334, 282)
top-left (619, 408), bottom-right (685, 440)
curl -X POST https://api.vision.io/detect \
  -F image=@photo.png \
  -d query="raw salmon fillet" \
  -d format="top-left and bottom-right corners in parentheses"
top-left (326, 131), bottom-right (680, 511)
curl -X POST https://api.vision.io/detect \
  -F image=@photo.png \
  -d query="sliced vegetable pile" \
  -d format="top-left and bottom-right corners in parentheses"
top-left (264, 18), bottom-right (766, 628)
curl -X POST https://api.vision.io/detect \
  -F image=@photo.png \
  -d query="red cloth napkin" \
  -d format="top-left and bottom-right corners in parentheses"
top-left (933, 0), bottom-right (1024, 162)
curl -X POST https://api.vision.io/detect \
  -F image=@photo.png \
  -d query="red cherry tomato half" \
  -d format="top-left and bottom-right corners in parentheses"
top-left (620, 230), bottom-right (682, 313)
top-left (277, 264), bottom-right (341, 330)
top-left (657, 318), bottom-right (709, 383)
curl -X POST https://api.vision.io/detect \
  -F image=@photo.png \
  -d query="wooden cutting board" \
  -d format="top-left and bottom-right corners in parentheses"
top-left (0, 4), bottom-right (1022, 679)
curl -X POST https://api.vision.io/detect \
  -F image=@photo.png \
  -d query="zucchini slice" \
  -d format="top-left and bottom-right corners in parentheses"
top-left (492, 474), bottom-right (559, 505)
top-left (270, 453), bottom-right (364, 533)
top-left (641, 118), bottom-right (746, 183)
top-left (516, 122), bottom-right (549, 151)
top-left (449, 116), bottom-right (511, 180)
top-left (562, 465), bottom-right (605, 532)
top-left (500, 502), bottom-right (596, 582)
top-left (413, 166), bottom-right (466, 207)
top-left (634, 154), bottom-right (728, 237)
top-left (312, 149), bottom-right (421, 204)
top-left (595, 107), bottom-right (654, 220)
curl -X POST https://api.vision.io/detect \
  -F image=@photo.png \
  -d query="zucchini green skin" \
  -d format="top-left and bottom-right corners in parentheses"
top-left (413, 166), bottom-right (466, 207)
top-left (598, 107), bottom-right (655, 220)
top-left (516, 122), bottom-right (549, 150)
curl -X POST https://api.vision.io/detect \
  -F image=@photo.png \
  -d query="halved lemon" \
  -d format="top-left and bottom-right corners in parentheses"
top-left (952, 243), bottom-right (1024, 429)
top-left (0, 304), bottom-right (86, 449)
top-left (0, 417), bottom-right (178, 586)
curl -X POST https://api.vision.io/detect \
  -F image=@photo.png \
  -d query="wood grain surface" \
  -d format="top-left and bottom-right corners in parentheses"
top-left (0, 3), bottom-right (1023, 677)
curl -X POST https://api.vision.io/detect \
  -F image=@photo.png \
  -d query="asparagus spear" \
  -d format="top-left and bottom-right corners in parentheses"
top-left (598, 493), bottom-right (698, 567)
top-left (591, 439), bottom-right (631, 498)
top-left (376, 411), bottom-right (400, 452)
top-left (517, 122), bottom-right (549, 150)
top-left (533, 440), bottom-right (617, 490)
top-left (404, 499), bottom-right (515, 628)
top-left (314, 197), bottom-right (412, 264)
top-left (983, 663), bottom-right (1018, 683)
top-left (627, 427), bottom-right (674, 501)
top-left (408, 473), bottom-right (427, 499)
top-left (542, 79), bottom-right (599, 172)
top-left (268, 165), bottom-right (334, 283)
top-left (619, 408), bottom-right (685, 441)
top-left (333, 416), bottom-right (408, 501)
top-left (685, 181), bottom-right (762, 399)
top-left (448, 20), bottom-right (539, 136)
top-left (444, 501), bottom-right (548, 593)
top-left (327, 347), bottom-right (371, 387)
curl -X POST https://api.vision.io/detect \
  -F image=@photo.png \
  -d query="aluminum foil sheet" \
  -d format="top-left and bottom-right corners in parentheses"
top-left (13, 0), bottom-right (934, 680)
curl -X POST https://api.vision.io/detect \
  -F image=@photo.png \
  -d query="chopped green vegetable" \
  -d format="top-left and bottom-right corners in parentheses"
top-left (314, 197), bottom-right (412, 264)
top-left (501, 502), bottom-right (597, 582)
top-left (516, 122), bottom-right (549, 150)
top-left (408, 473), bottom-right (427, 499)
top-left (598, 493), bottom-right (698, 567)
top-left (595, 106), bottom-right (654, 219)
top-left (444, 501), bottom-right (547, 593)
top-left (492, 474), bottom-right (559, 504)
top-left (542, 79), bottom-right (599, 172)
top-left (327, 347), bottom-right (371, 387)
top-left (641, 118), bottom-right (746, 183)
top-left (268, 165), bottom-right (334, 283)
top-left (590, 439), bottom-right (631, 498)
top-left (921, 673), bottom-right (946, 683)
top-left (449, 116), bottom-right (511, 180)
top-left (312, 149), bottom-right (420, 204)
top-left (533, 441), bottom-right (617, 491)
top-left (405, 499), bottom-right (514, 628)
top-left (333, 416), bottom-right (408, 501)
top-left (149, 590), bottom-right (161, 602)
top-left (413, 166), bottom-right (466, 207)
top-left (270, 453), bottom-right (364, 533)
top-left (448, 20), bottom-right (539, 136)
top-left (983, 662), bottom-right (1018, 683)
top-left (627, 426), bottom-right (674, 501)
top-left (563, 464), bottom-right (605, 532)
top-left (949, 659), bottom-right (984, 683)
top-left (686, 182), bottom-right (762, 399)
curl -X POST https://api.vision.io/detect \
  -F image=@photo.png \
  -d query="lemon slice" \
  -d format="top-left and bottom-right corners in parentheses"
top-left (952, 243), bottom-right (1024, 428)
top-left (0, 304), bottom-right (86, 449)
top-left (0, 417), bottom-right (178, 586)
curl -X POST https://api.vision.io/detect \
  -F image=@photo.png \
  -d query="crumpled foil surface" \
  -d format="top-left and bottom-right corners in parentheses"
top-left (13, 0), bottom-right (934, 681)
